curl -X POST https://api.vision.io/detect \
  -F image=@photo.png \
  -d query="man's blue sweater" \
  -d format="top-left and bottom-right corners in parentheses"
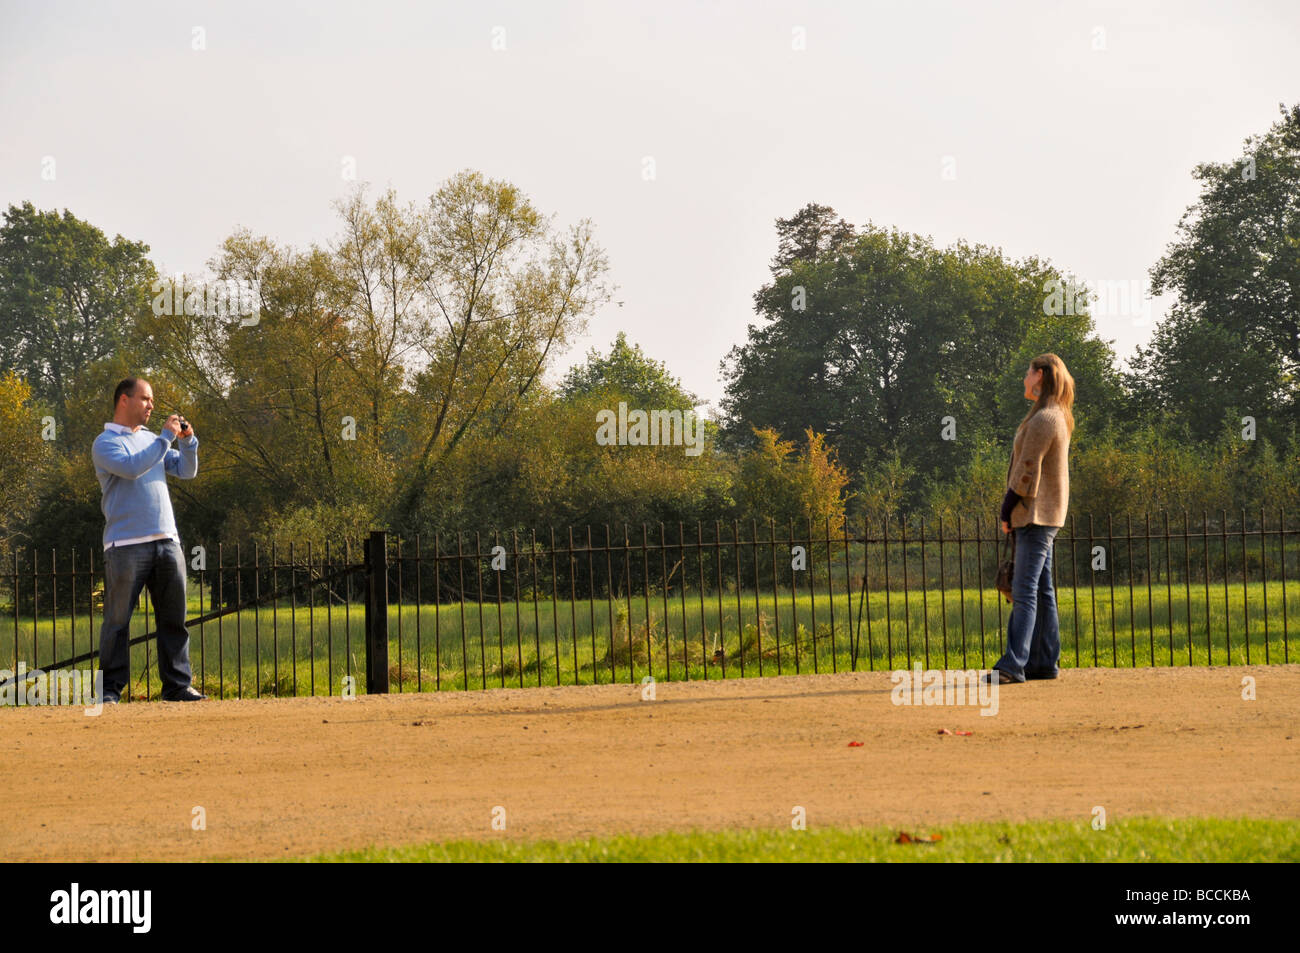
top-left (91, 424), bottom-right (199, 550)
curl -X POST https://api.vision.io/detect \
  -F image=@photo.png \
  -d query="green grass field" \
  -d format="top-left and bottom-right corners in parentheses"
top-left (5, 581), bottom-right (1296, 699)
top-left (293, 816), bottom-right (1300, 862)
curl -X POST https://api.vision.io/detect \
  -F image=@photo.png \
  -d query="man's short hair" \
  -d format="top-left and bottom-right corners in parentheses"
top-left (112, 377), bottom-right (146, 413)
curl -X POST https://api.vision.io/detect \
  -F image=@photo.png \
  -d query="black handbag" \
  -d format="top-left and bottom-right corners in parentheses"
top-left (995, 528), bottom-right (1014, 603)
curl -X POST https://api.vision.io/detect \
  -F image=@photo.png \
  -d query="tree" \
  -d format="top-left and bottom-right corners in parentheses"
top-left (1131, 102), bottom-right (1300, 442)
top-left (768, 202), bottom-right (857, 273)
top-left (392, 170), bottom-right (615, 527)
top-left (420, 386), bottom-right (729, 534)
top-left (920, 435), bottom-right (1005, 529)
top-left (137, 227), bottom-right (376, 544)
top-left (559, 331), bottom-right (698, 410)
top-left (331, 186), bottom-right (428, 460)
top-left (854, 444), bottom-right (916, 522)
top-left (720, 207), bottom-right (1124, 501)
top-left (0, 371), bottom-right (55, 551)
top-left (135, 172), bottom-right (615, 540)
top-left (996, 307), bottom-right (1127, 442)
top-left (1124, 307), bottom-right (1282, 444)
top-left (732, 426), bottom-right (849, 530)
top-left (0, 202), bottom-right (156, 422)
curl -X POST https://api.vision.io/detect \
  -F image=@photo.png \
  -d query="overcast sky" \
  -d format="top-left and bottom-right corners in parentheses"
top-left (2, 0), bottom-right (1297, 411)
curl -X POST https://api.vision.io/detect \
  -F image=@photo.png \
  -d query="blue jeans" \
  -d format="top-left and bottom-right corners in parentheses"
top-left (98, 539), bottom-right (194, 700)
top-left (994, 524), bottom-right (1061, 680)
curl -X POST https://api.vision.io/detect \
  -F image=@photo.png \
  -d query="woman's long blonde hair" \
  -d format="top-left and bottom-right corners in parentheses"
top-left (1018, 353), bottom-right (1075, 436)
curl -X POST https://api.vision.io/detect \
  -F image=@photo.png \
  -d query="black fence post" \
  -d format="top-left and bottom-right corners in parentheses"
top-left (365, 530), bottom-right (389, 695)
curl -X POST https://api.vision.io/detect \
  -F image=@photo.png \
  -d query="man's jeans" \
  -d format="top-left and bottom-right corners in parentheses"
top-left (994, 523), bottom-right (1061, 679)
top-left (98, 539), bottom-right (194, 700)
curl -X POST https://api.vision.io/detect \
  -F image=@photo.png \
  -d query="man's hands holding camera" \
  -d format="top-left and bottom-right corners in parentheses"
top-left (163, 414), bottom-right (195, 440)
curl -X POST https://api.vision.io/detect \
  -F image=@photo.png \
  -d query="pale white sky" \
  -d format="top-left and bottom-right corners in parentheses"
top-left (3, 0), bottom-right (1297, 410)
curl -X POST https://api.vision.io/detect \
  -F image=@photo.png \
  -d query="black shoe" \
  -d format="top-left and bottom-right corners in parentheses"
top-left (1024, 668), bottom-right (1059, 680)
top-left (984, 668), bottom-right (1025, 685)
top-left (163, 687), bottom-right (208, 702)
top-left (101, 694), bottom-right (120, 705)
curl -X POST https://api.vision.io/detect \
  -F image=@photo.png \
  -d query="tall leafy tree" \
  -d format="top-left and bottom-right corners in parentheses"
top-left (393, 170), bottom-right (614, 526)
top-left (139, 173), bottom-right (614, 540)
top-left (1130, 102), bottom-right (1300, 442)
top-left (769, 202), bottom-right (857, 272)
top-left (331, 186), bottom-right (428, 460)
top-left (0, 202), bottom-right (156, 421)
top-left (559, 331), bottom-right (698, 410)
top-left (0, 371), bottom-right (55, 551)
top-left (136, 228), bottom-right (373, 543)
top-left (997, 306), bottom-right (1128, 441)
top-left (720, 204), bottom-right (1121, 497)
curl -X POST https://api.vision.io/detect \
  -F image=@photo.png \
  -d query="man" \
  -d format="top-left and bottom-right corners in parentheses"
top-left (91, 378), bottom-right (205, 703)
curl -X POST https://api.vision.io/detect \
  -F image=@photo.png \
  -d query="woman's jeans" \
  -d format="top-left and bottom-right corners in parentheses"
top-left (994, 523), bottom-right (1061, 679)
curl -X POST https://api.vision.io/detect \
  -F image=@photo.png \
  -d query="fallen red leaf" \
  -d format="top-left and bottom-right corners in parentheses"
top-left (894, 831), bottom-right (942, 844)
top-left (847, 741), bottom-right (864, 747)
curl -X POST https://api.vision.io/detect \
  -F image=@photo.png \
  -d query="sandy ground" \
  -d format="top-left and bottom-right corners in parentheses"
top-left (2, 666), bottom-right (1297, 861)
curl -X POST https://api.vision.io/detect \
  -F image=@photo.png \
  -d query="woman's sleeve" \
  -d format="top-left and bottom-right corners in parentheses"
top-left (1000, 487), bottom-right (1022, 523)
top-left (1009, 413), bottom-right (1054, 499)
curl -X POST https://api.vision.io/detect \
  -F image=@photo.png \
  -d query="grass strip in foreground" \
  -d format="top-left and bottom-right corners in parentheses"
top-left (294, 816), bottom-right (1300, 863)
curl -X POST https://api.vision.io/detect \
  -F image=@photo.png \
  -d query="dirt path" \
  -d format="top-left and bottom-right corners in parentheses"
top-left (2, 666), bottom-right (1297, 861)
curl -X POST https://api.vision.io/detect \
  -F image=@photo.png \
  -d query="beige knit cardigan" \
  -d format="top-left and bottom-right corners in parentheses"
top-left (1005, 405), bottom-right (1071, 529)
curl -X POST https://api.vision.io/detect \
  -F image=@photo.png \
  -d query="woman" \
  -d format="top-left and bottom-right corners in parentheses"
top-left (990, 353), bottom-right (1074, 684)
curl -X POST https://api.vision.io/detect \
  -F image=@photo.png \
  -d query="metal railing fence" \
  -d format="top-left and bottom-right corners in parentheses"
top-left (2, 508), bottom-right (1293, 701)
